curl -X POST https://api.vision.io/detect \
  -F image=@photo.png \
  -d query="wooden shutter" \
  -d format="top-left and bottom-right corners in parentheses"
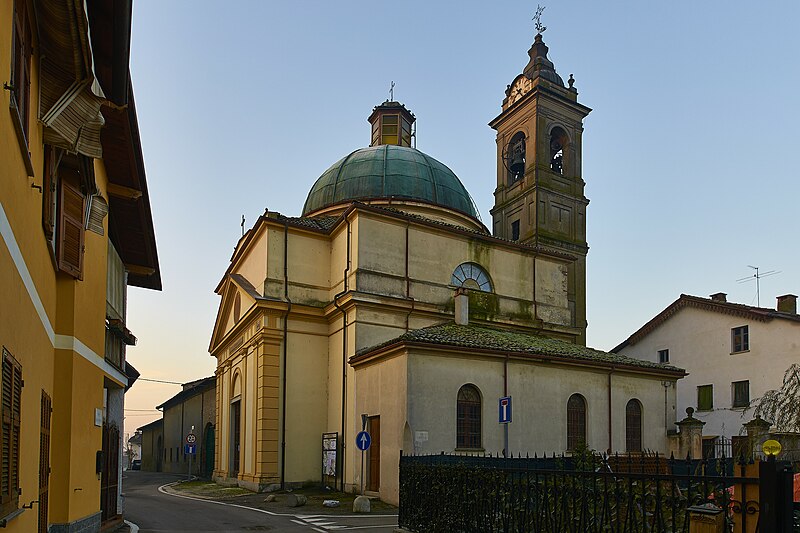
top-left (38, 392), bottom-right (51, 533)
top-left (567, 394), bottom-right (586, 451)
top-left (11, 0), bottom-right (31, 142)
top-left (0, 350), bottom-right (22, 518)
top-left (456, 385), bottom-right (481, 449)
top-left (57, 176), bottom-right (85, 279)
top-left (625, 400), bottom-right (642, 452)
top-left (42, 147), bottom-right (59, 239)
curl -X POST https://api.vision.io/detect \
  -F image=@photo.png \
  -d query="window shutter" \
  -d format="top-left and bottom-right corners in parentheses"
top-left (38, 391), bottom-right (51, 533)
top-left (626, 400), bottom-right (642, 452)
top-left (0, 350), bottom-right (22, 518)
top-left (57, 177), bottom-right (85, 279)
top-left (11, 0), bottom-right (31, 143)
top-left (1, 356), bottom-right (11, 509)
top-left (42, 147), bottom-right (57, 239)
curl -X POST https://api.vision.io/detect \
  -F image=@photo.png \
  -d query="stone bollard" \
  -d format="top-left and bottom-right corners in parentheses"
top-left (353, 495), bottom-right (371, 513)
top-left (687, 503), bottom-right (723, 533)
top-left (285, 494), bottom-right (307, 507)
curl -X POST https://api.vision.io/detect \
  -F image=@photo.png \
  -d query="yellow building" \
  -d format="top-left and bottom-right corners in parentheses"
top-left (210, 31), bottom-right (685, 505)
top-left (0, 1), bottom-right (159, 531)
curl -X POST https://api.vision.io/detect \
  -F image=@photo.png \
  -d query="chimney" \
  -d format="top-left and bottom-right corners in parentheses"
top-left (454, 287), bottom-right (469, 325)
top-left (709, 292), bottom-right (727, 302)
top-left (777, 294), bottom-right (797, 314)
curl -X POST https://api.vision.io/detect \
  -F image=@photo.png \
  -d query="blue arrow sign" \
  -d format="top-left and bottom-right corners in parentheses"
top-left (184, 444), bottom-right (196, 455)
top-left (355, 430), bottom-right (371, 451)
top-left (499, 396), bottom-right (512, 424)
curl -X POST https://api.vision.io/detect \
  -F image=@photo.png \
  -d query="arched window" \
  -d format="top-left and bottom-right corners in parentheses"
top-left (567, 394), bottom-right (586, 451)
top-left (456, 384), bottom-right (482, 449)
top-left (626, 399), bottom-right (643, 452)
top-left (451, 262), bottom-right (492, 292)
top-left (233, 292), bottom-right (241, 323)
top-left (549, 127), bottom-right (568, 175)
top-left (506, 131), bottom-right (526, 184)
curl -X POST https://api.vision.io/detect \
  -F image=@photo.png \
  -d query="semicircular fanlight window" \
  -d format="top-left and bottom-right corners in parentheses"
top-left (451, 262), bottom-right (492, 292)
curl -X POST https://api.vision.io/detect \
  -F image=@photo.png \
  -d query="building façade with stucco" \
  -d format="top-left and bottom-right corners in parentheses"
top-left (614, 293), bottom-right (800, 454)
top-left (208, 30), bottom-right (686, 505)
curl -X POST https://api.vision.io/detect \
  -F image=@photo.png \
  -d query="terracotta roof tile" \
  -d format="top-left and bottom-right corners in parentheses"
top-left (354, 322), bottom-right (683, 373)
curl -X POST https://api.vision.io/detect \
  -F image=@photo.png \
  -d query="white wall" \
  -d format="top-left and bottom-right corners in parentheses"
top-left (618, 306), bottom-right (800, 439)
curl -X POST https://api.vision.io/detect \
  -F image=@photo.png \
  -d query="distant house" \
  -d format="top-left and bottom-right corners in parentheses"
top-left (137, 419), bottom-right (163, 472)
top-left (614, 293), bottom-right (800, 455)
top-left (156, 377), bottom-right (216, 477)
top-left (125, 431), bottom-right (142, 468)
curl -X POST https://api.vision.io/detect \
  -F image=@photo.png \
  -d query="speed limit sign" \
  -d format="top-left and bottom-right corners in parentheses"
top-left (186, 433), bottom-right (196, 444)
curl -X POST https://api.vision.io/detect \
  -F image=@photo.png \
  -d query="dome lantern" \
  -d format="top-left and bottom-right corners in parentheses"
top-left (367, 100), bottom-right (415, 147)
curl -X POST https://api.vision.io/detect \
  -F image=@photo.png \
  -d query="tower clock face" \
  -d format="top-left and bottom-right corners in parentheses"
top-left (507, 77), bottom-right (532, 105)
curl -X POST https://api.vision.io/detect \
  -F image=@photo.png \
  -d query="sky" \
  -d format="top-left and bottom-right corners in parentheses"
top-left (122, 0), bottom-right (800, 430)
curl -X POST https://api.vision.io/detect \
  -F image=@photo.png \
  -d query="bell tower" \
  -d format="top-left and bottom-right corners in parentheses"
top-left (489, 29), bottom-right (592, 344)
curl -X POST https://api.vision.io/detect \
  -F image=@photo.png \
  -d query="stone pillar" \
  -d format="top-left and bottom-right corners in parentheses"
top-left (743, 415), bottom-right (771, 457)
top-left (675, 407), bottom-right (705, 459)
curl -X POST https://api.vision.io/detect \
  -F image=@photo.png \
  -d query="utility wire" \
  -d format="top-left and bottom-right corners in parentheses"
top-left (137, 377), bottom-right (184, 385)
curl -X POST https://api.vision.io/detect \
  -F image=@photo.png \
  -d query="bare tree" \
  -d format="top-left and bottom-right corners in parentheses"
top-left (753, 363), bottom-right (800, 432)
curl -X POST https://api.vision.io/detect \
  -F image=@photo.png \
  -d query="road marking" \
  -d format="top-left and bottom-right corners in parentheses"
top-left (124, 520), bottom-right (140, 533)
top-left (156, 481), bottom-right (399, 530)
top-left (291, 519), bottom-right (306, 525)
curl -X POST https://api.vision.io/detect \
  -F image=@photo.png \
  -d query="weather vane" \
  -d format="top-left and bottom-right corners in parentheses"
top-left (533, 5), bottom-right (546, 34)
top-left (389, 81), bottom-right (395, 101)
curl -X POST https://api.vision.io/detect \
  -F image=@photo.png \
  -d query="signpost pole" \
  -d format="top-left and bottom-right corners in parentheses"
top-left (499, 396), bottom-right (511, 457)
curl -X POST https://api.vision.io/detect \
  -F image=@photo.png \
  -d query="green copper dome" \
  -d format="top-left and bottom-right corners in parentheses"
top-left (302, 145), bottom-right (481, 221)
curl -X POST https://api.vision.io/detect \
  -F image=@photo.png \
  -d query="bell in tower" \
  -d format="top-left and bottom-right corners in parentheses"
top-left (489, 23), bottom-right (592, 344)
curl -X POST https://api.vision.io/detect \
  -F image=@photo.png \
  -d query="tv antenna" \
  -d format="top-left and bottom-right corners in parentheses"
top-left (241, 215), bottom-right (245, 236)
top-left (736, 265), bottom-right (780, 307)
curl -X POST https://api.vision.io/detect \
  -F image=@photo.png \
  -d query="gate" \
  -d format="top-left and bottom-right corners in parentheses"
top-left (100, 423), bottom-right (119, 522)
top-left (399, 451), bottom-right (796, 532)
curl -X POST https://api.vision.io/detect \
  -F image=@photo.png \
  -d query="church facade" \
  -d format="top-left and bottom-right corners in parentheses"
top-left (209, 32), bottom-right (684, 505)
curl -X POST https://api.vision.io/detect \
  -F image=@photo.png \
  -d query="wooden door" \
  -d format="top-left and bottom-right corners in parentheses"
top-left (367, 416), bottom-right (380, 492)
top-left (204, 424), bottom-right (215, 477)
top-left (100, 423), bottom-right (119, 522)
top-left (231, 402), bottom-right (241, 476)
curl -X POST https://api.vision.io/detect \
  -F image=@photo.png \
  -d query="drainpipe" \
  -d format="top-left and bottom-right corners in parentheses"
top-left (280, 221), bottom-right (293, 489)
top-left (607, 370), bottom-right (613, 453)
top-left (332, 217), bottom-right (351, 492)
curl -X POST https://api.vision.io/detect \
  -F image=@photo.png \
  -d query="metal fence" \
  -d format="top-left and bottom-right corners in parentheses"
top-left (399, 451), bottom-right (764, 533)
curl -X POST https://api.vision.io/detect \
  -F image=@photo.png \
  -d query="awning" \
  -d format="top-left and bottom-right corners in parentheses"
top-left (36, 0), bottom-right (106, 158)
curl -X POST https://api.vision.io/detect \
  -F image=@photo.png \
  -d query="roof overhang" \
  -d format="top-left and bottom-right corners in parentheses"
top-left (102, 84), bottom-right (161, 290)
top-left (350, 340), bottom-right (686, 379)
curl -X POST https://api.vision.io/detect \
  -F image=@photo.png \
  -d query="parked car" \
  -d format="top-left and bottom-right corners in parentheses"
top-left (130, 459), bottom-right (141, 470)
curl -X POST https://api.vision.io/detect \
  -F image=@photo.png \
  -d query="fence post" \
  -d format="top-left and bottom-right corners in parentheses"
top-left (676, 407), bottom-right (705, 459)
top-left (743, 416), bottom-right (771, 457)
top-left (759, 455), bottom-right (794, 532)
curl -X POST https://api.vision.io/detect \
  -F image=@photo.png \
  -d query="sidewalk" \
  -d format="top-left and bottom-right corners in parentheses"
top-left (163, 479), bottom-right (398, 517)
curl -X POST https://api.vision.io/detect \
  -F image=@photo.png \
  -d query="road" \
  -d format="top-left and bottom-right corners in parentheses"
top-left (123, 471), bottom-right (398, 532)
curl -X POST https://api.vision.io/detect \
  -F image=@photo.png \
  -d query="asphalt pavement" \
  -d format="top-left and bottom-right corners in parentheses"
top-left (122, 471), bottom-right (398, 532)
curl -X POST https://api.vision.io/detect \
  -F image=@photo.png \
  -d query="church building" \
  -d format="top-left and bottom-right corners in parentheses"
top-left (208, 30), bottom-right (685, 505)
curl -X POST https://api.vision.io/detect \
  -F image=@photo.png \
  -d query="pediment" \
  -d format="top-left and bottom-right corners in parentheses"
top-left (209, 274), bottom-right (261, 354)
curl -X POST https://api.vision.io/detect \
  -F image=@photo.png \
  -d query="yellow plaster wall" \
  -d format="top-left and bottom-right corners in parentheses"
top-left (235, 225), bottom-right (267, 292)
top-left (353, 353), bottom-right (408, 505)
top-left (353, 213), bottom-right (572, 330)
top-left (283, 318), bottom-right (328, 482)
